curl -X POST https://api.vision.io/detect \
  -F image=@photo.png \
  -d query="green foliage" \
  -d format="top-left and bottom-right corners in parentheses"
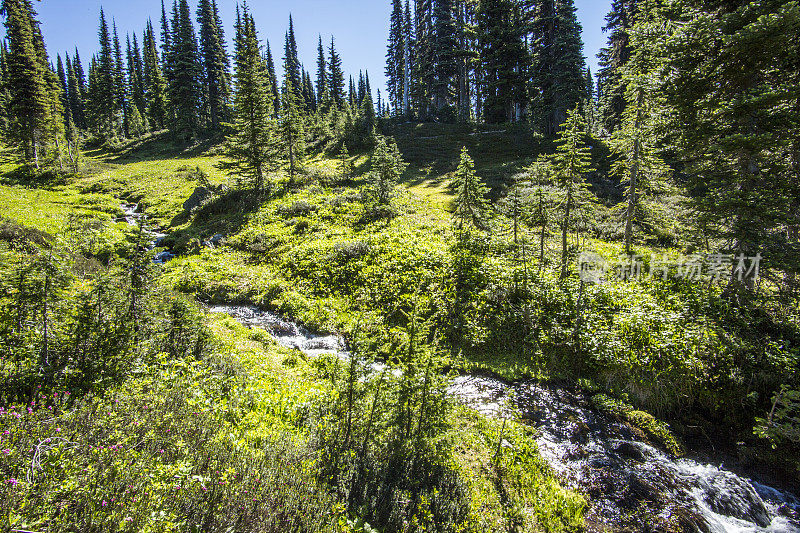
top-left (452, 146), bottom-right (490, 232)
top-left (362, 136), bottom-right (407, 213)
top-left (218, 8), bottom-right (278, 193)
top-left (549, 104), bottom-right (594, 277)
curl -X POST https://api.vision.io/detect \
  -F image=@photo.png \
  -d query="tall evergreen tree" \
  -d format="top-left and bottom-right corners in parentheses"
top-left (112, 22), bottom-right (130, 136)
top-left (263, 40), bottom-right (280, 116)
top-left (550, 104), bottom-right (594, 278)
top-left (283, 15), bottom-right (301, 96)
top-left (478, 0), bottom-right (528, 123)
top-left (220, 8), bottom-right (277, 193)
top-left (597, 0), bottom-right (637, 135)
top-left (168, 0), bottom-right (203, 141)
top-left (129, 34), bottom-right (146, 117)
top-left (197, 0), bottom-right (231, 130)
top-left (2, 0), bottom-right (65, 166)
top-left (386, 0), bottom-right (405, 114)
top-left (530, 0), bottom-right (587, 135)
top-left (92, 9), bottom-right (121, 138)
top-left (64, 54), bottom-right (85, 129)
top-left (327, 36), bottom-right (345, 109)
top-left (315, 35), bottom-right (328, 109)
top-left (55, 54), bottom-right (68, 113)
top-left (664, 0), bottom-right (800, 300)
top-left (279, 77), bottom-right (305, 184)
top-left (143, 19), bottom-right (168, 130)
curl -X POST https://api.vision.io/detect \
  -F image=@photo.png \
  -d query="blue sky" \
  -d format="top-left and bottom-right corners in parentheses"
top-left (35, 0), bottom-right (611, 98)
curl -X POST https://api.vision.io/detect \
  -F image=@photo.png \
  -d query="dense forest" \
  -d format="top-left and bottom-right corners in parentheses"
top-left (0, 0), bottom-right (799, 531)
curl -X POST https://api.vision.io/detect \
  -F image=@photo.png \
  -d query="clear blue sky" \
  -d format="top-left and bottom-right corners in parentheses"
top-left (35, 0), bottom-right (611, 98)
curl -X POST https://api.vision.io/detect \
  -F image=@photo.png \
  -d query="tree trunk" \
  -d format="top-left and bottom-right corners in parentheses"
top-left (561, 185), bottom-right (573, 279)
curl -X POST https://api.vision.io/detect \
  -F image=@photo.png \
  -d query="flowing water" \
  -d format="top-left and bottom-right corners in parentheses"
top-left (121, 211), bottom-right (799, 531)
top-left (207, 304), bottom-right (800, 533)
top-left (120, 203), bottom-right (174, 263)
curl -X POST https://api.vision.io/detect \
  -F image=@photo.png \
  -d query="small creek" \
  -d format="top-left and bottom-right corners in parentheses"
top-left (209, 305), bottom-right (800, 533)
top-left (121, 209), bottom-right (800, 532)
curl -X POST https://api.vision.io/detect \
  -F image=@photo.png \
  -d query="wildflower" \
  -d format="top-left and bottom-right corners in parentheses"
top-left (102, 500), bottom-right (107, 507)
top-left (2, 449), bottom-right (10, 455)
top-left (6, 478), bottom-right (18, 486)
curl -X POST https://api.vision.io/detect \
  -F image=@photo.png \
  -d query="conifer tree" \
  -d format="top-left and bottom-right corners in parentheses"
top-left (160, 0), bottom-right (171, 61)
top-left (431, 0), bottom-right (458, 112)
top-left (664, 0), bottom-right (800, 299)
top-left (315, 35), bottom-right (328, 110)
top-left (597, 0), bottom-right (637, 135)
top-left (610, 10), bottom-right (669, 256)
top-left (478, 0), bottom-right (528, 124)
top-left (72, 48), bottom-right (86, 97)
top-left (365, 135), bottom-right (407, 207)
top-left (452, 146), bottom-right (490, 231)
top-left (56, 54), bottom-right (67, 113)
top-left (550, 104), bottom-right (594, 278)
top-left (264, 41), bottom-right (280, 117)
top-left (327, 36), bottom-right (345, 109)
top-left (132, 35), bottom-right (147, 116)
top-left (220, 9), bottom-right (278, 193)
top-left (112, 22), bottom-right (130, 136)
top-left (94, 9), bottom-right (120, 138)
top-left (2, 0), bottom-right (54, 165)
top-left (143, 20), bottom-right (167, 130)
top-left (283, 15), bottom-right (301, 96)
top-left (168, 0), bottom-right (203, 141)
top-left (279, 77), bottom-right (305, 184)
top-left (64, 54), bottom-right (85, 129)
top-left (197, 0), bottom-right (231, 130)
top-left (338, 142), bottom-right (353, 182)
top-left (386, 0), bottom-right (405, 114)
top-left (530, 0), bottom-right (587, 135)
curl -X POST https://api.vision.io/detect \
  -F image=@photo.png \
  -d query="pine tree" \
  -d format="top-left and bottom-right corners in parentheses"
top-left (365, 135), bottom-right (407, 207)
top-left (452, 146), bottom-right (490, 231)
top-left (279, 77), bottom-right (305, 184)
top-left (94, 8), bottom-right (120, 138)
top-left (664, 0), bottom-right (800, 299)
top-left (610, 12), bottom-right (669, 255)
top-left (328, 36), bottom-right (345, 109)
top-left (478, 0), bottom-right (529, 124)
top-left (112, 22), bottom-right (130, 137)
top-left (550, 104), bottom-right (594, 278)
top-left (2, 0), bottom-right (54, 165)
top-left (530, 0), bottom-right (587, 135)
top-left (283, 15), bottom-right (301, 96)
top-left (197, 0), bottom-right (231, 130)
top-left (55, 54), bottom-right (68, 114)
top-left (72, 48), bottom-right (86, 98)
top-left (386, 0), bottom-right (405, 114)
top-left (129, 34), bottom-right (147, 119)
top-left (597, 0), bottom-right (637, 135)
top-left (315, 35), bottom-right (328, 110)
top-left (263, 40), bottom-right (280, 117)
top-left (431, 0), bottom-right (458, 112)
top-left (160, 0), bottom-right (172, 61)
top-left (168, 0), bottom-right (203, 142)
top-left (64, 54), bottom-right (84, 130)
top-left (143, 20), bottom-right (168, 130)
top-left (220, 8), bottom-right (278, 193)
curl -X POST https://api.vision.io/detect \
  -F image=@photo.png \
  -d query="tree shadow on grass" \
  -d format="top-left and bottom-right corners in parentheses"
top-left (163, 186), bottom-right (280, 252)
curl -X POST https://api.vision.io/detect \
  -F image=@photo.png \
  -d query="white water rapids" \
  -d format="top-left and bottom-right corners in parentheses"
top-left (120, 210), bottom-right (799, 532)
top-left (209, 305), bottom-right (800, 533)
